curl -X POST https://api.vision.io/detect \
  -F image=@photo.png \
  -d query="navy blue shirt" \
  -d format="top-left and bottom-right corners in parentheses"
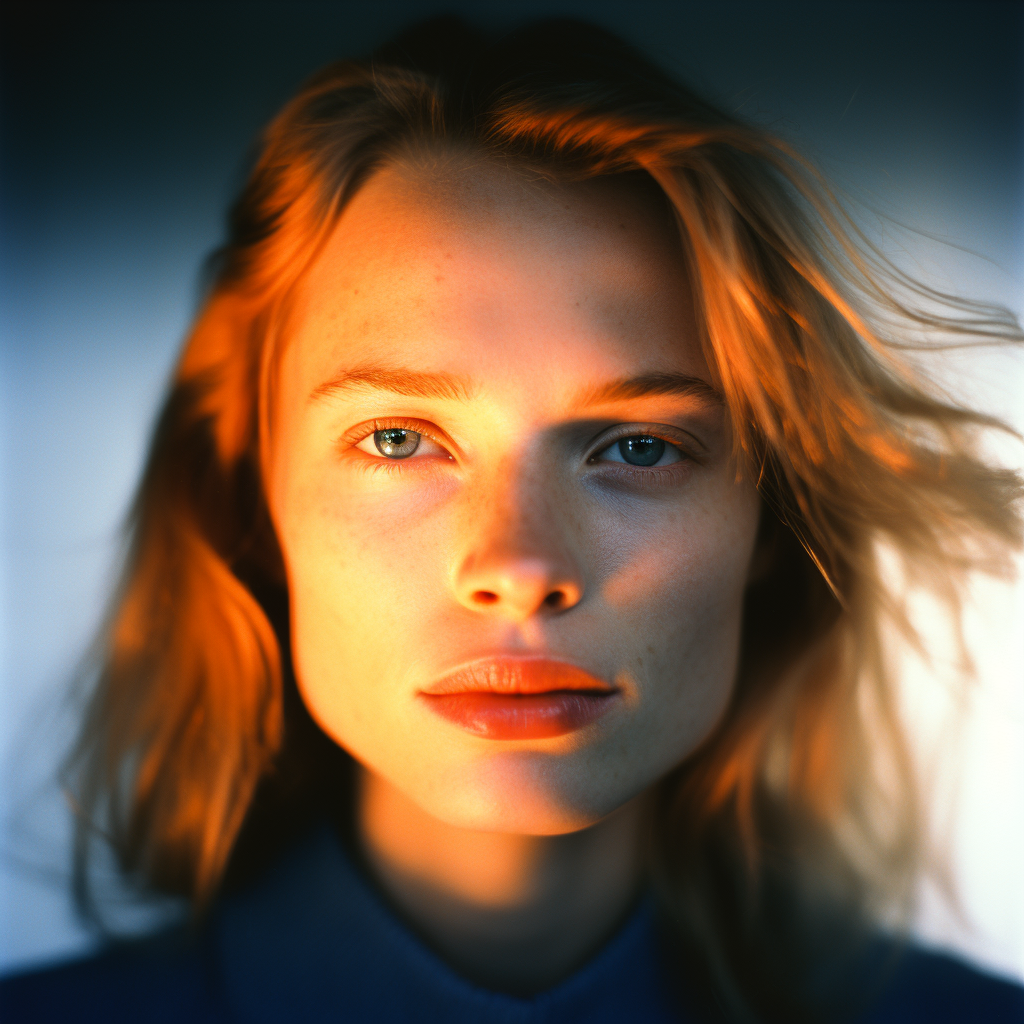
top-left (2, 825), bottom-right (1022, 1022)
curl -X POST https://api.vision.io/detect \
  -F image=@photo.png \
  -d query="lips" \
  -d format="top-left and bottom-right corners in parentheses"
top-left (419, 657), bottom-right (619, 740)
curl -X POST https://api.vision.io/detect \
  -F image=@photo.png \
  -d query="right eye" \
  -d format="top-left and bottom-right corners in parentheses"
top-left (371, 428), bottom-right (420, 459)
top-left (354, 427), bottom-right (450, 461)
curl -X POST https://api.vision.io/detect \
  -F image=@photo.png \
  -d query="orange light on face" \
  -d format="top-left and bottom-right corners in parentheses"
top-left (268, 158), bottom-right (761, 838)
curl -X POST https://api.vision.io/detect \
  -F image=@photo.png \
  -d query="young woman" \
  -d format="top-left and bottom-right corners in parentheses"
top-left (2, 16), bottom-right (1022, 1024)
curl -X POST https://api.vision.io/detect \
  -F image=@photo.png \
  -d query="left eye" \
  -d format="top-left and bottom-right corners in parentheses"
top-left (595, 435), bottom-right (682, 467)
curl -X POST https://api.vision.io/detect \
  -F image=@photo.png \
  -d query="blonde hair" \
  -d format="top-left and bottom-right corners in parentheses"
top-left (67, 17), bottom-right (1022, 1021)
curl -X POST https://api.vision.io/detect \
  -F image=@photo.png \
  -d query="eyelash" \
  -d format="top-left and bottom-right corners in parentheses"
top-left (587, 430), bottom-right (695, 477)
top-left (341, 418), bottom-right (699, 478)
top-left (342, 418), bottom-right (454, 473)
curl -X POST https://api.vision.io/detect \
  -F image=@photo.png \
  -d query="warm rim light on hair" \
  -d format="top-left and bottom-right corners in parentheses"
top-left (64, 18), bottom-right (1022, 1022)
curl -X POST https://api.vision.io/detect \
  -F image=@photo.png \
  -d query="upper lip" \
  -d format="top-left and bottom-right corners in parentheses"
top-left (421, 656), bottom-right (615, 696)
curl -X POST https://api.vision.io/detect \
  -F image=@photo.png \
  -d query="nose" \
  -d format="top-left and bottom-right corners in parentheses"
top-left (452, 476), bottom-right (585, 621)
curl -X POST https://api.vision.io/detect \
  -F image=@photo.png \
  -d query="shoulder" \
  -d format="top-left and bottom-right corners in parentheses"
top-left (0, 927), bottom-right (227, 1024)
top-left (857, 943), bottom-right (1024, 1024)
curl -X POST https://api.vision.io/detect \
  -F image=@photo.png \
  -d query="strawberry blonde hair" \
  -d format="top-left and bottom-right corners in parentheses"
top-left (68, 18), bottom-right (1022, 1021)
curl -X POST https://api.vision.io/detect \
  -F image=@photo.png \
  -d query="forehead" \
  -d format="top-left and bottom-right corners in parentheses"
top-left (285, 155), bottom-right (704, 393)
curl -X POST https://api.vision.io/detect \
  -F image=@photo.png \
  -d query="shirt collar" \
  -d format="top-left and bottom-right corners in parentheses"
top-left (215, 822), bottom-right (686, 1023)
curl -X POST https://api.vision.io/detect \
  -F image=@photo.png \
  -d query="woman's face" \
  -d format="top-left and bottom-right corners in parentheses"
top-left (269, 158), bottom-right (761, 835)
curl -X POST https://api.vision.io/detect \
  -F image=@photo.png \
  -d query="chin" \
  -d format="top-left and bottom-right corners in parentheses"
top-left (414, 749), bottom-right (637, 836)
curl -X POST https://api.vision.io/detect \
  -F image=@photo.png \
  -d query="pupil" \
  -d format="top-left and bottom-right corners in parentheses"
top-left (619, 436), bottom-right (664, 467)
top-left (374, 428), bottom-right (420, 459)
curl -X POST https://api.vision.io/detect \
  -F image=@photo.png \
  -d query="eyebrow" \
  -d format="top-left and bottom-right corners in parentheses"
top-left (309, 364), bottom-right (721, 408)
top-left (573, 371), bottom-right (723, 407)
top-left (310, 365), bottom-right (474, 403)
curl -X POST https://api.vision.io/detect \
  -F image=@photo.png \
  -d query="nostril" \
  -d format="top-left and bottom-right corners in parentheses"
top-left (543, 591), bottom-right (565, 609)
top-left (473, 590), bottom-right (499, 605)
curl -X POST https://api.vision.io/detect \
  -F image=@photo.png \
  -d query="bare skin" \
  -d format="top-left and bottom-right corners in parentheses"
top-left (268, 155), bottom-right (761, 992)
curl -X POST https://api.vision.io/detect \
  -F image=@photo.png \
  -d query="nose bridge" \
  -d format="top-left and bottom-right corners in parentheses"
top-left (452, 451), bottom-right (584, 619)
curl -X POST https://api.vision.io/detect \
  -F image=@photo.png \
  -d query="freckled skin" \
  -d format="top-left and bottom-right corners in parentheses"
top-left (269, 159), bottom-right (762, 836)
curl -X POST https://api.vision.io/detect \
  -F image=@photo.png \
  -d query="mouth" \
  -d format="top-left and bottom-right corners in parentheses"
top-left (418, 657), bottom-right (620, 740)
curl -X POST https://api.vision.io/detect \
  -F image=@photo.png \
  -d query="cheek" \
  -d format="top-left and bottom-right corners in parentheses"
top-left (595, 483), bottom-right (759, 748)
top-left (600, 482), bottom-right (757, 642)
top-left (275, 455), bottom-right (456, 740)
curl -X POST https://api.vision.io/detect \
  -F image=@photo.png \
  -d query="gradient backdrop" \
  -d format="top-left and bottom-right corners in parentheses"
top-left (1, 0), bottom-right (1022, 981)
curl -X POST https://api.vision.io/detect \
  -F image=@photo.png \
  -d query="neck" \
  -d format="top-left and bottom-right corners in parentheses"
top-left (356, 768), bottom-right (648, 994)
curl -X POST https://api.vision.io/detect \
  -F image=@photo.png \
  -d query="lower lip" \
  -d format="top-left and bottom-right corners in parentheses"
top-left (420, 691), bottom-right (617, 740)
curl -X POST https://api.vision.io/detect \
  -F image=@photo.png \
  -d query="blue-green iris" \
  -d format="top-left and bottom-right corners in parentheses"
top-left (618, 436), bottom-right (665, 466)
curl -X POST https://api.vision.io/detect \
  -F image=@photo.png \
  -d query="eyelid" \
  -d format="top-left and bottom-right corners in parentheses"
top-left (341, 417), bottom-right (457, 458)
top-left (587, 423), bottom-right (707, 462)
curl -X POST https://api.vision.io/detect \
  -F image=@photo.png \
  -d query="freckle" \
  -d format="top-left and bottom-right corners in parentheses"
top-left (435, 275), bottom-right (444, 283)
top-left (352, 288), bottom-right (359, 295)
